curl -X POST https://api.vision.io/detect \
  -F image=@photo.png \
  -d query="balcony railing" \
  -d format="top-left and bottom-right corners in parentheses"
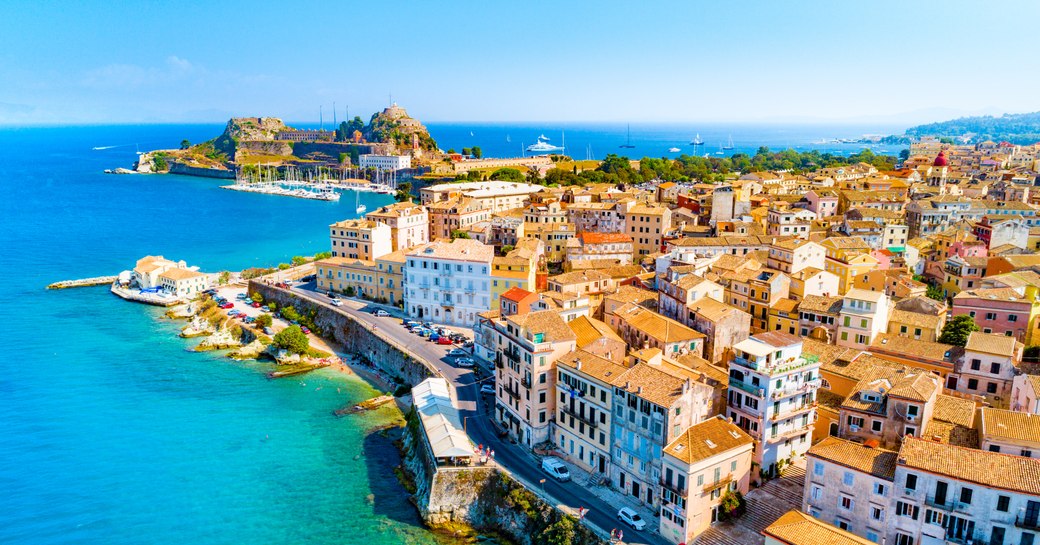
top-left (924, 496), bottom-right (970, 513)
top-left (503, 348), bottom-right (522, 364)
top-left (561, 406), bottom-right (597, 429)
top-left (770, 379), bottom-right (822, 399)
top-left (659, 477), bottom-right (685, 497)
top-left (1016, 514), bottom-right (1040, 530)
top-left (766, 426), bottom-right (809, 443)
top-left (502, 384), bottom-right (521, 400)
top-left (521, 377), bottom-right (532, 389)
top-left (771, 401), bottom-right (818, 421)
top-left (730, 378), bottom-right (764, 397)
top-left (702, 475), bottom-right (734, 494)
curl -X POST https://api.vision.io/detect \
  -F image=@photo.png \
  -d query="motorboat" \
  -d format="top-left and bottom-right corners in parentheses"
top-left (526, 135), bottom-right (564, 153)
top-left (668, 147), bottom-right (681, 153)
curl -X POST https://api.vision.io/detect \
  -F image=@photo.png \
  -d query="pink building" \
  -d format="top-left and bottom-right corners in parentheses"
top-left (947, 239), bottom-right (988, 260)
top-left (951, 286), bottom-right (1036, 342)
top-left (869, 248), bottom-right (894, 270)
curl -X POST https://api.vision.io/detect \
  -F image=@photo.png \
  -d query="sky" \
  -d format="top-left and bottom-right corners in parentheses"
top-left (1, 0), bottom-right (1039, 126)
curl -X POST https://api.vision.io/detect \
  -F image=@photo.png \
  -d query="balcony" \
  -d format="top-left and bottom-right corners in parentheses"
top-left (502, 384), bottom-right (521, 400)
top-left (1016, 514), bottom-right (1040, 530)
top-left (770, 379), bottom-right (822, 399)
top-left (561, 406), bottom-right (597, 429)
top-left (730, 378), bottom-right (764, 397)
top-left (521, 377), bottom-right (532, 389)
top-left (703, 475), bottom-right (734, 494)
top-left (495, 353), bottom-right (504, 369)
top-left (659, 477), bottom-right (685, 498)
top-left (771, 401), bottom-right (817, 421)
top-left (503, 348), bottom-right (522, 364)
top-left (924, 496), bottom-right (970, 513)
top-left (766, 426), bottom-right (809, 444)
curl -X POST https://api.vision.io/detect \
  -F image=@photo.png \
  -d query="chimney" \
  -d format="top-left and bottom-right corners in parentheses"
top-left (576, 359), bottom-right (582, 370)
top-left (637, 386), bottom-right (643, 394)
top-left (625, 381), bottom-right (630, 390)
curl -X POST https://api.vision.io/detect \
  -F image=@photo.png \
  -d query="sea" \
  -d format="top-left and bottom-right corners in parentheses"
top-left (0, 121), bottom-right (905, 545)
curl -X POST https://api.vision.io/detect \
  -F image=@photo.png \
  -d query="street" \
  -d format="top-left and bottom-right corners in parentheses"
top-left (286, 281), bottom-right (669, 545)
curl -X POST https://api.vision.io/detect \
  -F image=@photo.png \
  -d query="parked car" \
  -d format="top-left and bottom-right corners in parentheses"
top-left (541, 457), bottom-right (570, 482)
top-left (235, 294), bottom-right (246, 300)
top-left (244, 298), bottom-right (253, 305)
top-left (251, 302), bottom-right (261, 308)
top-left (455, 358), bottom-right (474, 368)
top-left (480, 384), bottom-right (495, 396)
top-left (301, 274), bottom-right (316, 282)
top-left (447, 348), bottom-right (466, 357)
top-left (219, 302), bottom-right (234, 309)
top-left (330, 299), bottom-right (342, 307)
top-left (301, 327), bottom-right (311, 334)
top-left (436, 337), bottom-right (453, 345)
top-left (263, 327), bottom-right (273, 335)
top-left (429, 333), bottom-right (441, 342)
top-left (373, 309), bottom-right (389, 317)
top-left (617, 508), bottom-right (645, 531)
top-left (275, 282), bottom-right (289, 289)
top-left (227, 310), bottom-right (240, 316)
top-left (261, 306), bottom-right (270, 312)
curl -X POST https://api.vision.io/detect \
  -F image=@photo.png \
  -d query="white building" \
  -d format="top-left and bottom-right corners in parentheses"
top-left (158, 268), bottom-right (210, 297)
top-left (837, 288), bottom-right (890, 350)
top-left (728, 331), bottom-right (821, 479)
top-left (358, 154), bottom-right (412, 172)
top-left (419, 180), bottom-right (545, 213)
top-left (404, 238), bottom-right (494, 326)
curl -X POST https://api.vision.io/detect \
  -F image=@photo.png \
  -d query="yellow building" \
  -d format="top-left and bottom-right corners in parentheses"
top-left (375, 250), bottom-right (407, 306)
top-left (767, 298), bottom-right (800, 335)
top-left (524, 221), bottom-right (575, 264)
top-left (622, 200), bottom-right (672, 256)
top-left (491, 239), bottom-right (543, 307)
top-left (821, 236), bottom-right (879, 294)
top-left (315, 257), bottom-right (378, 299)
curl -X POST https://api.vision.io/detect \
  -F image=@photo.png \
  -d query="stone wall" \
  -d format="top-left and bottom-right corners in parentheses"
top-left (248, 282), bottom-right (436, 385)
top-left (401, 412), bottom-right (604, 545)
top-left (169, 161), bottom-right (235, 179)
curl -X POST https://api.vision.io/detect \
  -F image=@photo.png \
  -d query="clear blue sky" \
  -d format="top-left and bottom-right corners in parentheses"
top-left (1, 0), bottom-right (1038, 125)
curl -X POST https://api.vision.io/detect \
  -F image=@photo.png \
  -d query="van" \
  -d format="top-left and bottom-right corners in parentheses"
top-left (541, 457), bottom-right (570, 482)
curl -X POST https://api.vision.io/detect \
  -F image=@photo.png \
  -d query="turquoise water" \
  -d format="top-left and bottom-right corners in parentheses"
top-left (0, 126), bottom-right (434, 545)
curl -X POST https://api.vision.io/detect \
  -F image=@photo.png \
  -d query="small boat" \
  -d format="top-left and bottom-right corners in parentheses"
top-left (690, 133), bottom-right (703, 146)
top-left (722, 135), bottom-right (734, 150)
top-left (619, 124), bottom-right (636, 149)
top-left (355, 191), bottom-right (366, 214)
top-left (668, 147), bottom-right (681, 153)
top-left (526, 135), bottom-right (564, 153)
top-left (135, 143), bottom-right (143, 155)
top-left (470, 131), bottom-right (474, 137)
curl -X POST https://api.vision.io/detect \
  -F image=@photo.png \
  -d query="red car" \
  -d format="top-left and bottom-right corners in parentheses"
top-left (219, 302), bottom-right (234, 309)
top-left (252, 302), bottom-right (261, 308)
top-left (436, 337), bottom-right (454, 345)
top-left (301, 327), bottom-right (311, 335)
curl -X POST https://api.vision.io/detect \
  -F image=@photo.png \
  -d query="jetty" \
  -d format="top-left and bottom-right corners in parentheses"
top-left (47, 276), bottom-right (117, 290)
top-left (267, 361), bottom-right (330, 379)
top-left (110, 283), bottom-right (185, 307)
top-left (334, 394), bottom-right (395, 416)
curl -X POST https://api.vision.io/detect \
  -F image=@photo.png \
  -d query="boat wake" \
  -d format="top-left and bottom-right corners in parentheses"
top-left (92, 145), bottom-right (120, 150)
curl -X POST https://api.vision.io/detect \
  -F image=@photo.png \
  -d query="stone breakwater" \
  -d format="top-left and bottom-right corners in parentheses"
top-left (46, 276), bottom-right (117, 289)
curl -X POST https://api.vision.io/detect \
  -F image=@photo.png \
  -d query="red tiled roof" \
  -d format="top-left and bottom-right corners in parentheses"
top-left (578, 232), bottom-right (633, 244)
top-left (501, 286), bottom-right (534, 302)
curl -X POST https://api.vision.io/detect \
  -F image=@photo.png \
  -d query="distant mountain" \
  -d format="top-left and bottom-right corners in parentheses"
top-left (903, 111), bottom-right (1040, 144)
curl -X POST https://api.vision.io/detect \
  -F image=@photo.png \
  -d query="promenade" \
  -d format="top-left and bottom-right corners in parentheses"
top-left (284, 281), bottom-right (672, 545)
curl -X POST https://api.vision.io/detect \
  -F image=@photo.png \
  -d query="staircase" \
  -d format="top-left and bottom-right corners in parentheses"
top-left (695, 462), bottom-right (806, 545)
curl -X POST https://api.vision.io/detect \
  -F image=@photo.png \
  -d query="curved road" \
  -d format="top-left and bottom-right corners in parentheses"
top-left (288, 282), bottom-right (667, 545)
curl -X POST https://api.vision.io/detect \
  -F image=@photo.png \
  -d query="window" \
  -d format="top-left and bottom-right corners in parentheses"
top-left (960, 487), bottom-right (973, 505)
top-left (872, 420), bottom-right (883, 432)
top-left (871, 505), bottom-right (884, 521)
top-left (990, 445), bottom-right (1002, 453)
top-left (839, 495), bottom-right (854, 510)
top-left (968, 378), bottom-right (979, 390)
top-left (843, 472), bottom-right (855, 486)
top-left (991, 526), bottom-right (1006, 545)
top-left (971, 358), bottom-right (982, 370)
top-left (894, 533), bottom-right (914, 545)
top-left (814, 461), bottom-right (825, 477)
top-left (810, 485), bottom-right (822, 501)
top-left (896, 501), bottom-right (919, 520)
top-left (905, 473), bottom-right (917, 491)
top-left (987, 382), bottom-right (998, 394)
top-left (997, 495), bottom-right (1010, 512)
top-left (836, 519), bottom-right (850, 530)
top-left (991, 363), bottom-right (1001, 374)
top-left (1010, 314), bottom-right (1019, 322)
top-left (874, 482), bottom-right (886, 496)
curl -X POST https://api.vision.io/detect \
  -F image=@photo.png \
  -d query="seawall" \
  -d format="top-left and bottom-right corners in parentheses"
top-left (169, 162), bottom-right (236, 179)
top-left (247, 281), bottom-right (436, 386)
top-left (401, 410), bottom-right (604, 545)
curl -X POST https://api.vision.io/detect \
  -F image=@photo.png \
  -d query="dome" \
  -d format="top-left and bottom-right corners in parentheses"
top-left (933, 151), bottom-right (948, 166)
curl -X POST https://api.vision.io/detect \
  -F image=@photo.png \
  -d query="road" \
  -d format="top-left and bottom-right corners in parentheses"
top-left (287, 281), bottom-right (668, 545)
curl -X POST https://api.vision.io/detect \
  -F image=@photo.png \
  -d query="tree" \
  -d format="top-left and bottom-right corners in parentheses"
top-left (538, 517), bottom-right (576, 545)
top-left (180, 139), bottom-right (191, 150)
top-left (717, 490), bottom-right (746, 522)
top-left (462, 147), bottom-right (472, 156)
top-left (451, 230), bottom-right (471, 240)
top-left (899, 149), bottom-right (911, 161)
top-left (490, 167), bottom-right (524, 182)
top-left (153, 154), bottom-right (168, 171)
top-left (291, 255), bottom-right (308, 266)
top-left (926, 284), bottom-right (944, 302)
top-left (217, 271), bottom-right (231, 286)
top-left (526, 167), bottom-right (541, 184)
top-left (255, 314), bottom-right (273, 329)
top-left (281, 306), bottom-right (300, 323)
top-left (250, 292), bottom-right (264, 304)
top-left (273, 325), bottom-right (309, 354)
top-left (394, 181), bottom-right (413, 202)
top-left (446, 148), bottom-right (456, 154)
top-left (939, 315), bottom-right (980, 347)
top-left (471, 146), bottom-right (482, 159)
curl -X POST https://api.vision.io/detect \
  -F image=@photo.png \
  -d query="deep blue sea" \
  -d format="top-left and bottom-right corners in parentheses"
top-left (0, 121), bottom-right (903, 545)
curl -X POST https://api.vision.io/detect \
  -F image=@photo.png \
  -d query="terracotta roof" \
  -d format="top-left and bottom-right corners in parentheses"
top-left (577, 232), bottom-right (633, 245)
top-left (557, 349), bottom-right (631, 385)
top-left (406, 238), bottom-right (494, 262)
top-left (604, 285), bottom-right (658, 310)
top-left (980, 407), bottom-right (1040, 446)
top-left (750, 331), bottom-right (802, 348)
top-left (931, 394), bottom-right (976, 428)
top-left (500, 286), bottom-right (534, 303)
top-left (898, 436), bottom-right (1040, 496)
top-left (690, 297), bottom-right (745, 322)
top-left (886, 372), bottom-right (939, 402)
top-left (870, 334), bottom-right (959, 364)
top-left (615, 304), bottom-right (704, 343)
top-left (816, 389), bottom-right (846, 411)
top-left (158, 268), bottom-right (205, 281)
top-left (663, 416), bottom-right (753, 465)
top-left (922, 419), bottom-right (979, 449)
top-left (610, 362), bottom-right (692, 407)
top-left (807, 436), bottom-right (898, 481)
top-left (965, 332), bottom-right (1022, 357)
top-left (549, 269), bottom-right (610, 285)
top-left (509, 310), bottom-right (577, 344)
top-left (568, 315), bottom-right (623, 349)
top-left (800, 295), bottom-right (843, 314)
top-left (888, 310), bottom-right (942, 330)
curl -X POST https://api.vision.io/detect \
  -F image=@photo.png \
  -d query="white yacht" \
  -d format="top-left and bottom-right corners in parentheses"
top-left (355, 191), bottom-right (366, 214)
top-left (690, 134), bottom-right (704, 146)
top-left (668, 147), bottom-right (681, 153)
top-left (526, 135), bottom-right (564, 153)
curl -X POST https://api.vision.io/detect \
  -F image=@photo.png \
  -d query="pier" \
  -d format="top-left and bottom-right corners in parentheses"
top-left (110, 283), bottom-right (185, 307)
top-left (220, 182), bottom-right (341, 201)
top-left (46, 276), bottom-right (118, 290)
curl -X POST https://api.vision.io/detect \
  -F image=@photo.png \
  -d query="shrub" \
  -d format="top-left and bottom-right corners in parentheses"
top-left (250, 292), bottom-right (263, 304)
top-left (255, 314), bottom-right (273, 328)
top-left (345, 286), bottom-right (356, 297)
top-left (273, 325), bottom-right (309, 354)
top-left (717, 489), bottom-right (746, 522)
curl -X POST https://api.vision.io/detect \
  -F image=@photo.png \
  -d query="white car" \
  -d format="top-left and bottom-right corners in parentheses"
top-left (455, 358), bottom-right (474, 368)
top-left (480, 384), bottom-right (495, 396)
top-left (329, 299), bottom-right (342, 307)
top-left (447, 348), bottom-right (466, 357)
top-left (617, 507), bottom-right (645, 531)
top-left (373, 309), bottom-right (389, 317)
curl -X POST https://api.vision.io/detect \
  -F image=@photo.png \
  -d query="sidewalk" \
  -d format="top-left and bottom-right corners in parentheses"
top-left (548, 456), bottom-right (663, 541)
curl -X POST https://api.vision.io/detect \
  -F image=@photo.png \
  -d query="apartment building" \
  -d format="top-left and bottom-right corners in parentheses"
top-left (365, 201), bottom-right (429, 252)
top-left (404, 238), bottom-right (494, 326)
top-left (611, 303), bottom-right (705, 358)
top-left (427, 197), bottom-right (492, 240)
top-left (493, 309), bottom-right (577, 447)
top-left (728, 332), bottom-right (822, 479)
top-left (659, 416), bottom-right (754, 545)
top-left (947, 331), bottom-right (1024, 407)
top-left (979, 407), bottom-right (1040, 458)
top-left (554, 350), bottom-right (629, 474)
top-left (767, 239), bottom-right (826, 275)
top-left (329, 218), bottom-right (391, 260)
top-left (624, 201), bottom-right (672, 256)
top-left (837, 289), bottom-right (891, 350)
top-left (804, 437), bottom-right (898, 541)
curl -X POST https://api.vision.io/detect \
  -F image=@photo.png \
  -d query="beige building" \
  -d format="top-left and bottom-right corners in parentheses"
top-left (329, 218), bottom-right (392, 260)
top-left (365, 201), bottom-right (429, 252)
top-left (420, 180), bottom-right (544, 212)
top-left (610, 303), bottom-right (706, 358)
top-left (554, 350), bottom-right (629, 474)
top-left (492, 310), bottom-right (577, 447)
top-left (158, 267), bottom-right (209, 297)
top-left (624, 201), bottom-right (673, 256)
top-left (659, 416), bottom-right (754, 545)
